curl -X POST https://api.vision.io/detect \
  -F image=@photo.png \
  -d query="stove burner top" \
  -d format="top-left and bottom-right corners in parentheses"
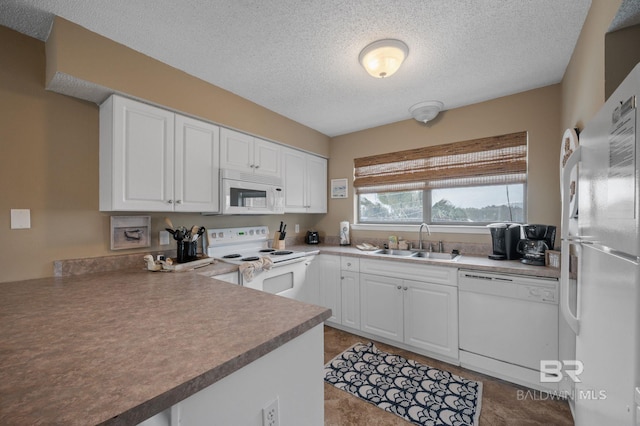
top-left (223, 254), bottom-right (242, 259)
top-left (259, 249), bottom-right (276, 253)
top-left (272, 250), bottom-right (294, 255)
top-left (241, 256), bottom-right (260, 262)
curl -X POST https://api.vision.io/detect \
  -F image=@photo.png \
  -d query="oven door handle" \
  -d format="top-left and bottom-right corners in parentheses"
top-left (270, 256), bottom-right (309, 267)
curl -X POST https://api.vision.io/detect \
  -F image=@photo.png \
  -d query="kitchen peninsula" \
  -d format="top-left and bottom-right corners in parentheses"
top-left (0, 270), bottom-right (330, 425)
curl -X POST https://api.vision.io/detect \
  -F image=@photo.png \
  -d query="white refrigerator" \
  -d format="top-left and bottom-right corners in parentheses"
top-left (561, 63), bottom-right (640, 425)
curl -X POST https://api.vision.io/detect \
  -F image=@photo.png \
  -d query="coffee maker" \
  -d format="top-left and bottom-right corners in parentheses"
top-left (487, 223), bottom-right (522, 260)
top-left (516, 224), bottom-right (556, 266)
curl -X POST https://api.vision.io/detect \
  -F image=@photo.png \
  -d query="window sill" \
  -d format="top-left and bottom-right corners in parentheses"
top-left (351, 223), bottom-right (490, 235)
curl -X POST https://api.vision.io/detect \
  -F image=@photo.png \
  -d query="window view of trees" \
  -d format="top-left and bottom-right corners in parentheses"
top-left (359, 184), bottom-right (525, 224)
top-left (359, 191), bottom-right (423, 223)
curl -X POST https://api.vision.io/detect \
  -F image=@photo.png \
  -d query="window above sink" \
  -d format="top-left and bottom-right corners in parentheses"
top-left (353, 131), bottom-right (528, 228)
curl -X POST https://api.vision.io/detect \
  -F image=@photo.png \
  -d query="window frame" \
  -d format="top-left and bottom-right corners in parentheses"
top-left (357, 183), bottom-right (527, 226)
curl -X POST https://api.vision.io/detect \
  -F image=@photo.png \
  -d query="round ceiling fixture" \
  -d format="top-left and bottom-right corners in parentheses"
top-left (409, 101), bottom-right (444, 123)
top-left (359, 39), bottom-right (409, 79)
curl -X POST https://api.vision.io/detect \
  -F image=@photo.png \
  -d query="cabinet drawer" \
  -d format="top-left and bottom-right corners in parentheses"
top-left (359, 258), bottom-right (457, 286)
top-left (341, 256), bottom-right (360, 272)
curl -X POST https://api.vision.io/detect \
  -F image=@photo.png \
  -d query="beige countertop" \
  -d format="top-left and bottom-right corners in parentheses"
top-left (304, 244), bottom-right (560, 279)
top-left (0, 270), bottom-right (330, 425)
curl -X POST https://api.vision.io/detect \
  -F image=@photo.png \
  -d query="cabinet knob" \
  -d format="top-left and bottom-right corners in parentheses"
top-left (254, 164), bottom-right (260, 169)
top-left (347, 262), bottom-right (351, 266)
top-left (175, 200), bottom-right (181, 204)
top-left (167, 200), bottom-right (173, 204)
top-left (250, 164), bottom-right (255, 168)
top-left (403, 286), bottom-right (408, 291)
top-left (341, 276), bottom-right (344, 280)
top-left (397, 285), bottom-right (402, 290)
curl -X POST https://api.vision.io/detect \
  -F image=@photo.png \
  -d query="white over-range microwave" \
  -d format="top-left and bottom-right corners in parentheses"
top-left (218, 169), bottom-right (284, 215)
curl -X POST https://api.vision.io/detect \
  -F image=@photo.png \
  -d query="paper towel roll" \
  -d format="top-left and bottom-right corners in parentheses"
top-left (340, 221), bottom-right (350, 245)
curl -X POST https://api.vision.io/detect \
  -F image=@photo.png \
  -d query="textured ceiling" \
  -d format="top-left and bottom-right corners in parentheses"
top-left (1, 0), bottom-right (594, 137)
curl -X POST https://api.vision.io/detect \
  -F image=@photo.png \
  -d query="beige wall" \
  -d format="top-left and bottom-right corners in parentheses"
top-left (561, 0), bottom-right (622, 131)
top-left (317, 85), bottom-right (562, 245)
top-left (0, 24), bottom-right (326, 283)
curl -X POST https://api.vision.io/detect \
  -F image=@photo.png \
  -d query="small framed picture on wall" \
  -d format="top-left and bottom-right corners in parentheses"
top-left (331, 178), bottom-right (348, 199)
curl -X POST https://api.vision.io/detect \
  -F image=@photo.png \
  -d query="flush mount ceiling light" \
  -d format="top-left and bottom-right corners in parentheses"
top-left (409, 101), bottom-right (444, 123)
top-left (359, 39), bottom-right (409, 78)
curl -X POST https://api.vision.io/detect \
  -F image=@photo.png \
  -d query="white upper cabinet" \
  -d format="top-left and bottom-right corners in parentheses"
top-left (220, 128), bottom-right (281, 179)
top-left (282, 147), bottom-right (327, 213)
top-left (174, 115), bottom-right (220, 212)
top-left (100, 95), bottom-right (219, 212)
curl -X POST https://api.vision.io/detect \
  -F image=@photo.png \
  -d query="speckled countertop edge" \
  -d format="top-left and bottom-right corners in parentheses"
top-left (307, 244), bottom-right (560, 278)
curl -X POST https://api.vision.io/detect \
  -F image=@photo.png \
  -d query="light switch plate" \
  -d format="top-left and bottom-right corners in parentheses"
top-left (11, 209), bottom-right (31, 229)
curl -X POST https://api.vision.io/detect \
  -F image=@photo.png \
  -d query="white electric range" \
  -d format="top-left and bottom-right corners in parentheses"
top-left (206, 226), bottom-right (315, 300)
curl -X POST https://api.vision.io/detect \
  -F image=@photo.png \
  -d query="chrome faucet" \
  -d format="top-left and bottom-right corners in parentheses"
top-left (418, 223), bottom-right (431, 250)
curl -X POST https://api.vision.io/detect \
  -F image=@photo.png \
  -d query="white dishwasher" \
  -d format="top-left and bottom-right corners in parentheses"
top-left (458, 270), bottom-right (559, 391)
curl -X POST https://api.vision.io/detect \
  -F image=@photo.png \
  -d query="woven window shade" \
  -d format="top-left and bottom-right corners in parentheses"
top-left (354, 131), bottom-right (527, 194)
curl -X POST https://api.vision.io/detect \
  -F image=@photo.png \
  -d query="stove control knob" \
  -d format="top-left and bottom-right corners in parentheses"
top-left (219, 232), bottom-right (224, 238)
top-left (249, 229), bottom-right (254, 235)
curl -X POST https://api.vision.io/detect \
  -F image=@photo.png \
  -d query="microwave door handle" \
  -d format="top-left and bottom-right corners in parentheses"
top-left (268, 188), bottom-right (276, 210)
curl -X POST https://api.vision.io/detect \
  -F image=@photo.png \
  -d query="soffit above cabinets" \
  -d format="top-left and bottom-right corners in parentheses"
top-left (1, 0), bottom-right (594, 137)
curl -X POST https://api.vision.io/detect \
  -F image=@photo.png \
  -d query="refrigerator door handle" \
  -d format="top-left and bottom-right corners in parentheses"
top-left (560, 239), bottom-right (580, 335)
top-left (560, 145), bottom-right (581, 240)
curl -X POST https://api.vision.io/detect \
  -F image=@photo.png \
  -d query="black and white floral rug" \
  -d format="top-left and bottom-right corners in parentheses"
top-left (324, 342), bottom-right (482, 426)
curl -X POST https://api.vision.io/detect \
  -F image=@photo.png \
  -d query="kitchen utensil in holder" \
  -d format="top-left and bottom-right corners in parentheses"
top-left (273, 232), bottom-right (286, 250)
top-left (177, 240), bottom-right (198, 263)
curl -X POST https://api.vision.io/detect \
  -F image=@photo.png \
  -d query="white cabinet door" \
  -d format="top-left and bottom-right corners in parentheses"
top-left (220, 128), bottom-right (281, 179)
top-left (174, 115), bottom-right (220, 212)
top-left (360, 273), bottom-right (403, 342)
top-left (101, 95), bottom-right (175, 211)
top-left (341, 271), bottom-right (360, 329)
top-left (299, 256), bottom-right (319, 305)
top-left (306, 155), bottom-right (327, 213)
top-left (101, 95), bottom-right (221, 212)
top-left (316, 255), bottom-right (342, 324)
top-left (282, 148), bottom-right (307, 212)
top-left (282, 148), bottom-right (327, 213)
top-left (253, 138), bottom-right (281, 178)
top-left (220, 128), bottom-right (254, 173)
top-left (404, 280), bottom-right (459, 359)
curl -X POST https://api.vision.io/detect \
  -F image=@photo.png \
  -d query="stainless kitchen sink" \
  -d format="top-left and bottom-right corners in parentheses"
top-left (370, 249), bottom-right (460, 261)
top-left (371, 249), bottom-right (415, 257)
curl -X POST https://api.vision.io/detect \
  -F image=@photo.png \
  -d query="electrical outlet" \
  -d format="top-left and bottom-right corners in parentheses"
top-left (159, 230), bottom-right (171, 245)
top-left (262, 397), bottom-right (279, 426)
top-left (294, 224), bottom-right (300, 233)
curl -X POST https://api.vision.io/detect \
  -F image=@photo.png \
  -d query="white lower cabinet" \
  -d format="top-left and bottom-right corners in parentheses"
top-left (360, 273), bottom-right (404, 341)
top-left (403, 279), bottom-right (458, 359)
top-left (316, 255), bottom-right (342, 324)
top-left (316, 255), bottom-right (360, 328)
top-left (359, 259), bottom-right (459, 361)
top-left (340, 272), bottom-right (360, 329)
top-left (318, 255), bottom-right (459, 361)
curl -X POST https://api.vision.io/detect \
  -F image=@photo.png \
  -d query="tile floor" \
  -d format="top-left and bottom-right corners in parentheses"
top-left (323, 326), bottom-right (574, 425)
